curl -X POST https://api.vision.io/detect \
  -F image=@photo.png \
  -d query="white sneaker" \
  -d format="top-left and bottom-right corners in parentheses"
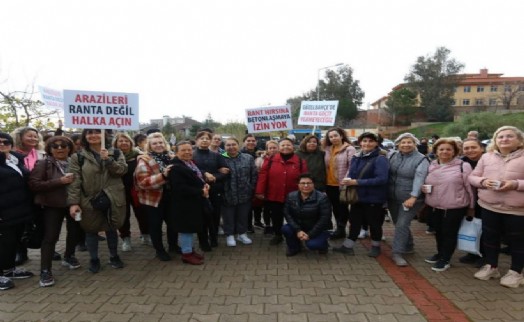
top-left (226, 235), bottom-right (236, 247)
top-left (358, 229), bottom-right (368, 239)
top-left (140, 234), bottom-right (152, 246)
top-left (236, 233), bottom-right (252, 245)
top-left (500, 270), bottom-right (524, 288)
top-left (122, 237), bottom-right (132, 252)
top-left (474, 264), bottom-right (501, 280)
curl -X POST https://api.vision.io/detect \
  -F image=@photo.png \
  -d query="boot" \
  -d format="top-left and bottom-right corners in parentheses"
top-left (182, 253), bottom-right (203, 265)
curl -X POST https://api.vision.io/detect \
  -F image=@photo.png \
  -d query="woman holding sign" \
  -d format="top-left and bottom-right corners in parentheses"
top-left (67, 129), bottom-right (127, 274)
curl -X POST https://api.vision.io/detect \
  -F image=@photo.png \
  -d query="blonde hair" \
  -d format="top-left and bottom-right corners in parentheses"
top-left (487, 126), bottom-right (524, 153)
top-left (11, 127), bottom-right (44, 151)
top-left (145, 132), bottom-right (170, 153)
top-left (112, 132), bottom-right (134, 149)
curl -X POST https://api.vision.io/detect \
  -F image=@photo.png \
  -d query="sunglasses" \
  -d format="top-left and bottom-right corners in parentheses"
top-left (51, 144), bottom-right (68, 149)
top-left (0, 139), bottom-right (12, 146)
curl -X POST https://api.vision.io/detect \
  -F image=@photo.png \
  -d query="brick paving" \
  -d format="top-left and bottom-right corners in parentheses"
top-left (1, 218), bottom-right (523, 322)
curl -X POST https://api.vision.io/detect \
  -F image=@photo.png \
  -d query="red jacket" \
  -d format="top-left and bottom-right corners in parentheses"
top-left (255, 153), bottom-right (307, 203)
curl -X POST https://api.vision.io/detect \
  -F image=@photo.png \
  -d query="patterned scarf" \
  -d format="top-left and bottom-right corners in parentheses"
top-left (149, 151), bottom-right (171, 171)
top-left (182, 160), bottom-right (205, 183)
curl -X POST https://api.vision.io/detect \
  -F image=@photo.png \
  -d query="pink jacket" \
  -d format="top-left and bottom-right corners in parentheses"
top-left (324, 143), bottom-right (356, 185)
top-left (424, 158), bottom-right (475, 210)
top-left (469, 149), bottom-right (524, 215)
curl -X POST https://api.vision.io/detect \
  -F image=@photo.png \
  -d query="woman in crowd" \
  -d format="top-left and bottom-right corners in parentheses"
top-left (296, 135), bottom-right (326, 192)
top-left (193, 131), bottom-right (229, 250)
top-left (458, 138), bottom-right (485, 266)
top-left (113, 133), bottom-right (150, 252)
top-left (221, 138), bottom-right (258, 247)
top-left (68, 129), bottom-right (127, 273)
top-left (334, 132), bottom-right (389, 257)
top-left (282, 173), bottom-right (332, 256)
top-left (388, 133), bottom-right (429, 266)
top-left (254, 140), bottom-right (279, 233)
top-left (135, 132), bottom-right (176, 261)
top-left (29, 136), bottom-right (83, 287)
top-left (133, 133), bottom-right (147, 152)
top-left (210, 134), bottom-right (225, 154)
top-left (11, 127), bottom-right (46, 265)
top-left (256, 138), bottom-right (307, 245)
top-left (0, 132), bottom-right (34, 291)
top-left (323, 127), bottom-right (356, 240)
top-left (469, 126), bottom-right (524, 288)
top-left (169, 141), bottom-right (209, 265)
top-left (421, 138), bottom-right (475, 272)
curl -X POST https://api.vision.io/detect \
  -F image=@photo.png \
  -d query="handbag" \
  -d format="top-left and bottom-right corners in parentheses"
top-left (457, 217), bottom-right (482, 256)
top-left (339, 157), bottom-right (375, 205)
top-left (90, 190), bottom-right (111, 213)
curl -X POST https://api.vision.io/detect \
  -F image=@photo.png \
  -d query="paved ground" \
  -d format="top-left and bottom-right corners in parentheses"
top-left (1, 217), bottom-right (523, 322)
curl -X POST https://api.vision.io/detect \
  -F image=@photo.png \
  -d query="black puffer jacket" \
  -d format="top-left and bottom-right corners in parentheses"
top-left (283, 190), bottom-right (332, 238)
top-left (0, 152), bottom-right (33, 227)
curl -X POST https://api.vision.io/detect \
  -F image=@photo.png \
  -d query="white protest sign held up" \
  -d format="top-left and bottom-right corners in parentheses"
top-left (298, 100), bottom-right (338, 126)
top-left (63, 89), bottom-right (139, 130)
top-left (246, 105), bottom-right (293, 133)
top-left (39, 86), bottom-right (63, 109)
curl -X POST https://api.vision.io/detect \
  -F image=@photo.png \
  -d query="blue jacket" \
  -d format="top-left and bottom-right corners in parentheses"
top-left (347, 148), bottom-right (389, 204)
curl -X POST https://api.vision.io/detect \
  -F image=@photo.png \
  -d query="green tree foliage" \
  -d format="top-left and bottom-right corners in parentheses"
top-left (442, 112), bottom-right (524, 140)
top-left (216, 122), bottom-right (247, 139)
top-left (385, 88), bottom-right (417, 126)
top-left (0, 89), bottom-right (57, 132)
top-left (405, 47), bottom-right (464, 122)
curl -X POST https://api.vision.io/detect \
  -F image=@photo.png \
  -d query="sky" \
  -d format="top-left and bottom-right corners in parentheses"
top-left (1, 0), bottom-right (523, 126)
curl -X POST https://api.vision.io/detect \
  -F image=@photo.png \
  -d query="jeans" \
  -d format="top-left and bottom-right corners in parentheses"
top-left (281, 224), bottom-right (330, 251)
top-left (390, 199), bottom-right (423, 254)
top-left (221, 201), bottom-right (250, 236)
top-left (481, 207), bottom-right (524, 273)
top-left (326, 185), bottom-right (349, 230)
top-left (348, 203), bottom-right (385, 242)
top-left (428, 207), bottom-right (467, 261)
top-left (179, 233), bottom-right (194, 254)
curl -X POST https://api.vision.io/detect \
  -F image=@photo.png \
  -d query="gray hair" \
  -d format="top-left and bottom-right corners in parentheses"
top-left (394, 132), bottom-right (420, 146)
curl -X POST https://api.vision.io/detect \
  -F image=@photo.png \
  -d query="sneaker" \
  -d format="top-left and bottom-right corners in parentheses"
top-left (269, 235), bottom-right (283, 245)
top-left (88, 259), bottom-right (101, 273)
top-left (424, 254), bottom-right (440, 264)
top-left (226, 235), bottom-right (236, 247)
top-left (368, 246), bottom-right (381, 258)
top-left (253, 222), bottom-right (264, 230)
top-left (156, 251), bottom-right (171, 262)
top-left (237, 233), bottom-right (253, 245)
top-left (61, 256), bottom-right (81, 270)
top-left (358, 229), bottom-right (368, 239)
top-left (39, 270), bottom-right (55, 288)
top-left (0, 276), bottom-right (14, 290)
top-left (474, 264), bottom-right (501, 280)
top-left (140, 234), bottom-right (152, 246)
top-left (392, 253), bottom-right (408, 267)
top-left (500, 270), bottom-right (524, 288)
top-left (332, 245), bottom-right (355, 255)
top-left (3, 268), bottom-right (34, 280)
top-left (122, 237), bottom-right (132, 252)
top-left (52, 252), bottom-right (62, 261)
top-left (109, 256), bottom-right (124, 269)
top-left (431, 260), bottom-right (450, 272)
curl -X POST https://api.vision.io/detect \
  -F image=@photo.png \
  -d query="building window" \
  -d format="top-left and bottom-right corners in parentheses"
top-left (489, 98), bottom-right (497, 106)
top-left (505, 85), bottom-right (512, 92)
top-left (490, 85), bottom-right (498, 92)
top-left (477, 86), bottom-right (484, 92)
top-left (519, 84), bottom-right (524, 91)
top-left (462, 99), bottom-right (470, 106)
top-left (451, 100), bottom-right (456, 106)
top-left (464, 86), bottom-right (471, 93)
top-left (475, 99), bottom-right (484, 106)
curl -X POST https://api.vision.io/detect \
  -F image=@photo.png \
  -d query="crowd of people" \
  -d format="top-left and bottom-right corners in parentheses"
top-left (0, 125), bottom-right (522, 291)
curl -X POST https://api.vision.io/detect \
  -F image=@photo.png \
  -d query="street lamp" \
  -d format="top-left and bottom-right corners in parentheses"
top-left (317, 63), bottom-right (344, 101)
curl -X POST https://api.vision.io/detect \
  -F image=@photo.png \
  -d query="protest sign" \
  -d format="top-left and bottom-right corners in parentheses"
top-left (63, 89), bottom-right (139, 130)
top-left (39, 86), bottom-right (63, 109)
top-left (298, 101), bottom-right (338, 126)
top-left (245, 105), bottom-right (293, 133)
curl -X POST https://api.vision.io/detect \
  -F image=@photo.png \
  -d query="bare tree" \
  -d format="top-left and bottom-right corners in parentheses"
top-left (497, 81), bottom-right (524, 110)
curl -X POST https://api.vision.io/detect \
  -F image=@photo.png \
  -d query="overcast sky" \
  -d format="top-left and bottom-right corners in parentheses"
top-left (1, 0), bottom-right (523, 125)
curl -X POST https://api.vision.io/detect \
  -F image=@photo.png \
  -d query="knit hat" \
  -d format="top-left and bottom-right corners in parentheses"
top-left (394, 132), bottom-right (420, 146)
top-left (0, 132), bottom-right (14, 146)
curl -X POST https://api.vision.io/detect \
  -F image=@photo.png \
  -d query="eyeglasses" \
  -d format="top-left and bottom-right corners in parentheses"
top-left (0, 139), bottom-right (11, 146)
top-left (51, 144), bottom-right (68, 149)
top-left (299, 182), bottom-right (314, 186)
